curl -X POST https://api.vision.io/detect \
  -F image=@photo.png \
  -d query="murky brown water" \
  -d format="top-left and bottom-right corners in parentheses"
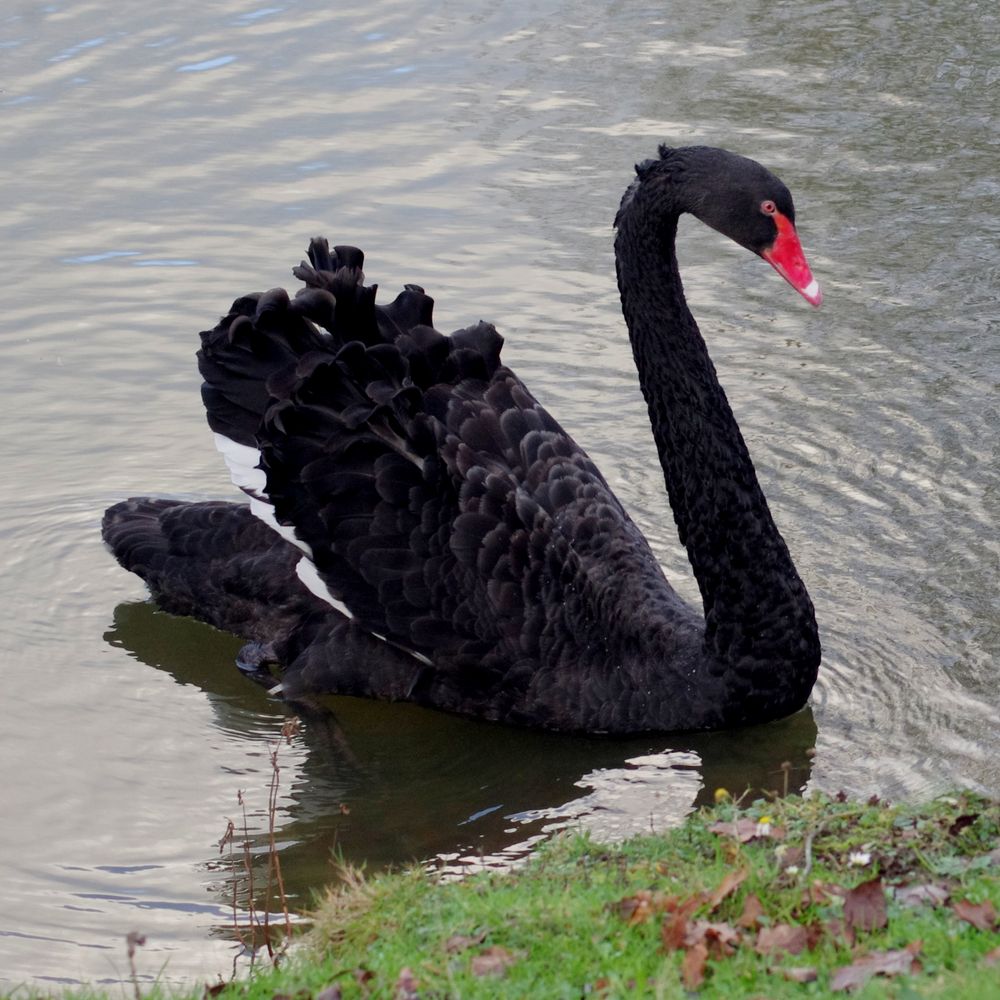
top-left (2, 0), bottom-right (998, 986)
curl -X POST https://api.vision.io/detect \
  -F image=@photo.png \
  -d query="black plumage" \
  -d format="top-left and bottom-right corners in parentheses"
top-left (103, 145), bottom-right (822, 733)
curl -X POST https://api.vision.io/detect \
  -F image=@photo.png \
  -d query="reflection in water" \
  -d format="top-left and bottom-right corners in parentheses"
top-left (107, 601), bottom-right (816, 909)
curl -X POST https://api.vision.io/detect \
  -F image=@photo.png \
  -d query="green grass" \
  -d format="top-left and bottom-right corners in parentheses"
top-left (12, 792), bottom-right (1000, 999)
top-left (221, 791), bottom-right (1000, 999)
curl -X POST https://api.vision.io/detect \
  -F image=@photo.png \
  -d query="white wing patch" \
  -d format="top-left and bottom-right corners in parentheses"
top-left (213, 432), bottom-right (312, 555)
top-left (295, 556), bottom-right (354, 619)
top-left (213, 432), bottom-right (267, 495)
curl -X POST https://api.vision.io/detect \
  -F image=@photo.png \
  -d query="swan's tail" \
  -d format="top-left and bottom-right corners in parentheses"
top-left (101, 497), bottom-right (427, 699)
top-left (101, 498), bottom-right (322, 642)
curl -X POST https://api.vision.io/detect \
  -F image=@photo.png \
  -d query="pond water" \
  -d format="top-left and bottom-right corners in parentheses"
top-left (2, 0), bottom-right (998, 987)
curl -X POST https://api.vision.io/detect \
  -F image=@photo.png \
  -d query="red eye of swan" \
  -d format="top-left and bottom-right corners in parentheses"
top-left (761, 200), bottom-right (777, 216)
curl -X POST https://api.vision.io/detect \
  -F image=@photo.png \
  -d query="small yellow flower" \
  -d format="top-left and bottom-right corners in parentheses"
top-left (714, 788), bottom-right (730, 803)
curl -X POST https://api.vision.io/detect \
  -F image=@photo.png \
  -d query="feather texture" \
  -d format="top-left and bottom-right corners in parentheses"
top-left (104, 147), bottom-right (822, 733)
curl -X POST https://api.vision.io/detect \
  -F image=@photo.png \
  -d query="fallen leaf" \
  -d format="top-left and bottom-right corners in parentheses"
top-left (778, 967), bottom-right (818, 983)
top-left (777, 845), bottom-right (805, 871)
top-left (394, 966), bottom-right (419, 999)
top-left (443, 930), bottom-right (487, 954)
top-left (895, 883), bottom-right (950, 908)
top-left (661, 896), bottom-right (702, 951)
top-left (808, 881), bottom-right (846, 906)
top-left (737, 893), bottom-right (765, 929)
top-left (825, 917), bottom-right (851, 945)
top-left (983, 945), bottom-right (1000, 966)
top-left (830, 942), bottom-right (922, 992)
top-left (470, 946), bottom-right (520, 978)
top-left (755, 923), bottom-right (808, 956)
top-left (707, 867), bottom-right (748, 911)
top-left (617, 891), bottom-right (651, 924)
top-left (204, 984), bottom-right (227, 999)
top-left (681, 940), bottom-right (708, 990)
top-left (843, 878), bottom-right (887, 933)
top-left (952, 899), bottom-right (998, 931)
top-left (315, 987), bottom-right (343, 1000)
top-left (687, 920), bottom-right (741, 958)
top-left (804, 920), bottom-right (825, 950)
top-left (661, 913), bottom-right (688, 952)
top-left (708, 818), bottom-right (757, 842)
top-left (616, 889), bottom-right (672, 925)
top-left (708, 818), bottom-right (783, 842)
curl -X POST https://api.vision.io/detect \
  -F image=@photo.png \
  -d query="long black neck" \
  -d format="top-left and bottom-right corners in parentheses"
top-left (614, 164), bottom-right (819, 670)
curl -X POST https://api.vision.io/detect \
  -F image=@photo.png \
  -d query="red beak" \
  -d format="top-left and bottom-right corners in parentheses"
top-left (761, 210), bottom-right (822, 307)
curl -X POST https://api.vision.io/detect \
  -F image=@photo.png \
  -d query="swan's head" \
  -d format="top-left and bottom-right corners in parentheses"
top-left (662, 146), bottom-right (823, 308)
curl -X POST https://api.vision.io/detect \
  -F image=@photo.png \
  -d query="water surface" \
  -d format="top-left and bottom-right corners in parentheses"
top-left (2, 0), bottom-right (998, 986)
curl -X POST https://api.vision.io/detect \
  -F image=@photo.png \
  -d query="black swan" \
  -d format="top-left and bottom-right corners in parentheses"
top-left (103, 145), bottom-right (822, 734)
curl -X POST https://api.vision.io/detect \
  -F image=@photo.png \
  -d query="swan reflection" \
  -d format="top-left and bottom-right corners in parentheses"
top-left (106, 601), bottom-right (816, 908)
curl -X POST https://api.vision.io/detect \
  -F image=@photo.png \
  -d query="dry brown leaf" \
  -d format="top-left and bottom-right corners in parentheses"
top-left (755, 923), bottom-right (808, 956)
top-left (687, 920), bottom-right (741, 958)
top-left (895, 883), bottom-right (950, 908)
top-left (777, 845), bottom-right (805, 871)
top-left (778, 966), bottom-right (818, 983)
top-left (394, 967), bottom-right (419, 1000)
top-left (830, 942), bottom-right (922, 992)
top-left (843, 878), bottom-right (887, 933)
top-left (707, 867), bottom-right (748, 911)
top-left (952, 898), bottom-right (998, 931)
top-left (681, 940), bottom-right (708, 990)
top-left (470, 946), bottom-right (520, 978)
top-left (661, 896), bottom-right (702, 951)
top-left (616, 889), bottom-right (674, 925)
top-left (808, 881), bottom-right (846, 906)
top-left (661, 912), bottom-right (688, 952)
top-left (663, 894), bottom-right (701, 914)
top-left (617, 890), bottom-right (653, 925)
top-left (708, 818), bottom-right (784, 843)
top-left (708, 819), bottom-right (753, 841)
top-left (737, 893), bottom-right (765, 929)
top-left (825, 917), bottom-right (852, 946)
top-left (443, 930), bottom-right (487, 954)
top-left (315, 986), bottom-right (343, 1000)
top-left (798, 920), bottom-right (825, 952)
top-left (983, 945), bottom-right (1000, 966)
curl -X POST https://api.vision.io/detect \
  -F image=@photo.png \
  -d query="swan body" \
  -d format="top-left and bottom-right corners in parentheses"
top-left (103, 145), bottom-right (822, 733)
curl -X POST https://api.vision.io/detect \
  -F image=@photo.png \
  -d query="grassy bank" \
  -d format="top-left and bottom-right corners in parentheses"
top-left (241, 790), bottom-right (1000, 998)
top-left (25, 792), bottom-right (1000, 998)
